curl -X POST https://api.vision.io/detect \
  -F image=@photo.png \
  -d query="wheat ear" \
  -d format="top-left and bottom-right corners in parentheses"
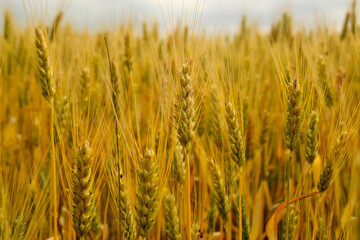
top-left (72, 141), bottom-right (96, 240)
top-left (136, 149), bottom-right (160, 238)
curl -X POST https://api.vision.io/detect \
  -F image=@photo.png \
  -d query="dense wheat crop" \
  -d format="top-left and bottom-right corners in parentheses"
top-left (1, 2), bottom-right (360, 239)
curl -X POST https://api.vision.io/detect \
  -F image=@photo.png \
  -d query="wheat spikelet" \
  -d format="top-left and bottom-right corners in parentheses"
top-left (35, 27), bottom-right (56, 103)
top-left (278, 209), bottom-right (297, 240)
top-left (208, 159), bottom-right (229, 224)
top-left (305, 111), bottom-right (319, 165)
top-left (351, 0), bottom-right (357, 34)
top-left (4, 10), bottom-right (12, 41)
top-left (208, 86), bottom-right (222, 148)
top-left (163, 190), bottom-right (181, 240)
top-left (191, 223), bottom-right (200, 240)
top-left (172, 138), bottom-right (186, 188)
top-left (316, 217), bottom-right (328, 240)
top-left (80, 68), bottom-right (91, 112)
top-left (136, 148), bottom-right (160, 238)
top-left (124, 33), bottom-right (133, 73)
top-left (285, 78), bottom-right (303, 151)
top-left (317, 158), bottom-right (333, 192)
top-left (340, 12), bottom-right (350, 40)
top-left (54, 96), bottom-right (70, 145)
top-left (334, 131), bottom-right (349, 161)
top-left (49, 11), bottom-right (63, 41)
top-left (32, 118), bottom-right (41, 148)
top-left (72, 141), bottom-right (96, 239)
top-left (176, 61), bottom-right (195, 151)
top-left (317, 56), bottom-right (334, 108)
top-left (109, 170), bottom-right (136, 240)
top-left (10, 214), bottom-right (26, 240)
top-left (207, 191), bottom-right (218, 233)
top-left (91, 212), bottom-right (100, 239)
top-left (232, 191), bottom-right (250, 240)
top-left (110, 60), bottom-right (121, 120)
top-left (225, 101), bottom-right (245, 168)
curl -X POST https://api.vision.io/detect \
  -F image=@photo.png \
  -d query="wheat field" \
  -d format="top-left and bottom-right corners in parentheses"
top-left (0, 1), bottom-right (360, 240)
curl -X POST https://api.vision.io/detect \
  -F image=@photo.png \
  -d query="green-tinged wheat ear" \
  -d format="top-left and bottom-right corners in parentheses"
top-left (49, 11), bottom-right (63, 41)
top-left (351, 0), bottom-right (357, 34)
top-left (335, 68), bottom-right (345, 101)
top-left (334, 131), bottom-right (348, 161)
top-left (208, 159), bottom-right (229, 224)
top-left (225, 101), bottom-right (246, 168)
top-left (317, 55), bottom-right (334, 108)
top-left (207, 191), bottom-right (218, 233)
top-left (172, 138), bottom-right (186, 190)
top-left (317, 158), bottom-right (333, 192)
top-left (163, 190), bottom-right (181, 240)
top-left (340, 11), bottom-right (350, 40)
top-left (10, 214), bottom-right (26, 240)
top-left (110, 60), bottom-right (121, 119)
top-left (285, 78), bottom-right (303, 151)
top-left (316, 217), bottom-right (328, 240)
top-left (136, 148), bottom-right (160, 238)
top-left (112, 172), bottom-right (136, 240)
top-left (53, 96), bottom-right (70, 145)
top-left (80, 68), bottom-right (91, 111)
top-left (281, 12), bottom-right (293, 41)
top-left (245, 115), bottom-right (255, 160)
top-left (176, 61), bottom-right (195, 150)
top-left (72, 141), bottom-right (96, 240)
top-left (191, 223), bottom-right (201, 240)
top-left (32, 118), bottom-right (41, 148)
top-left (91, 212), bottom-right (100, 239)
top-left (208, 86), bottom-right (222, 148)
top-left (232, 191), bottom-right (250, 240)
top-left (35, 27), bottom-right (56, 103)
top-left (124, 33), bottom-right (133, 73)
top-left (305, 111), bottom-right (319, 165)
top-left (4, 10), bottom-right (12, 41)
top-left (278, 208), bottom-right (297, 240)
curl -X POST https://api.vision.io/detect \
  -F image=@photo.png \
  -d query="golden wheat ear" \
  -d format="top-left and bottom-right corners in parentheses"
top-left (35, 27), bottom-right (56, 103)
top-left (163, 190), bottom-right (181, 240)
top-left (80, 67), bottom-right (91, 113)
top-left (114, 172), bottom-right (136, 240)
top-left (172, 138), bottom-right (186, 191)
top-left (285, 78), bottom-right (303, 152)
top-left (208, 86), bottom-right (223, 148)
top-left (225, 101), bottom-right (245, 168)
top-left (176, 61), bottom-right (195, 152)
top-left (232, 191), bottom-right (251, 240)
top-left (72, 141), bottom-right (96, 239)
top-left (278, 208), bottom-right (298, 240)
top-left (208, 158), bottom-right (229, 225)
top-left (135, 148), bottom-right (160, 238)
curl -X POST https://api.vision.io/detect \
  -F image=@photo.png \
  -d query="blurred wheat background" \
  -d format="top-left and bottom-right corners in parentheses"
top-left (0, 0), bottom-right (360, 239)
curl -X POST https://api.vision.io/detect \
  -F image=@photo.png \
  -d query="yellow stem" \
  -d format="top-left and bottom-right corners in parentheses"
top-left (50, 103), bottom-right (58, 240)
top-left (185, 154), bottom-right (191, 240)
top-left (239, 173), bottom-right (242, 240)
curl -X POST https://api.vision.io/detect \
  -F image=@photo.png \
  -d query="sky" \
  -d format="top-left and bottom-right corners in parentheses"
top-left (0, 0), bottom-right (354, 34)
